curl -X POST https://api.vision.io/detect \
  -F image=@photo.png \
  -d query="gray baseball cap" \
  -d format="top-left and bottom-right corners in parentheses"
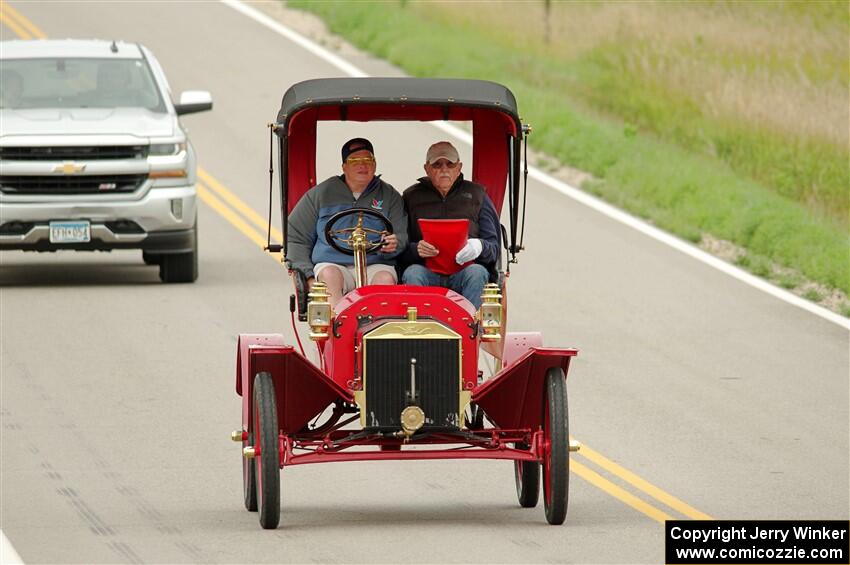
top-left (426, 141), bottom-right (460, 164)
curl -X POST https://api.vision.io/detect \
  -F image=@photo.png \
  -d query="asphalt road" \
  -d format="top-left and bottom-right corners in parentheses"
top-left (1, 2), bottom-right (848, 564)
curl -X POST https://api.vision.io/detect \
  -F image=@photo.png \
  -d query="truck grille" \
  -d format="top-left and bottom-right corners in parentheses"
top-left (0, 174), bottom-right (148, 195)
top-left (0, 145), bottom-right (148, 160)
top-left (363, 336), bottom-right (460, 430)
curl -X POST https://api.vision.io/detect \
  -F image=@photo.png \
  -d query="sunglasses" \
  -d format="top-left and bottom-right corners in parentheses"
top-left (430, 160), bottom-right (458, 169)
top-left (346, 156), bottom-right (376, 166)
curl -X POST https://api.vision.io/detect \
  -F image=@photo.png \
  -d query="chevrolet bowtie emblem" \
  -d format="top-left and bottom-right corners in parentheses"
top-left (53, 162), bottom-right (86, 174)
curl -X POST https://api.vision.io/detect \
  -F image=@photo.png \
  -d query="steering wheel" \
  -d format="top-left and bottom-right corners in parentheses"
top-left (324, 208), bottom-right (394, 256)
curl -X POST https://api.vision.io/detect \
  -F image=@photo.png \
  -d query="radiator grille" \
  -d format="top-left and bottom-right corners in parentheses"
top-left (364, 337), bottom-right (460, 430)
top-left (0, 174), bottom-right (147, 195)
top-left (0, 145), bottom-right (148, 160)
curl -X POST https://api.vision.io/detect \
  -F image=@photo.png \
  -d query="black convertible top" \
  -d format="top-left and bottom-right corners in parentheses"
top-left (276, 77), bottom-right (526, 258)
top-left (277, 77), bottom-right (520, 124)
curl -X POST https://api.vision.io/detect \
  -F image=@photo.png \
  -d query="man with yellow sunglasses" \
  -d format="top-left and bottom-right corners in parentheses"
top-left (287, 138), bottom-right (408, 306)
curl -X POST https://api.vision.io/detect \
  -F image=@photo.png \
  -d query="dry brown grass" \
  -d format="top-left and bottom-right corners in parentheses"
top-left (415, 1), bottom-right (849, 147)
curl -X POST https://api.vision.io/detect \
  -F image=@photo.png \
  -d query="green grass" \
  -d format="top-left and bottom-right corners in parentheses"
top-left (575, 43), bottom-right (849, 226)
top-left (736, 253), bottom-right (773, 279)
top-left (777, 272), bottom-right (803, 290)
top-left (803, 288), bottom-right (824, 302)
top-left (287, 0), bottom-right (850, 296)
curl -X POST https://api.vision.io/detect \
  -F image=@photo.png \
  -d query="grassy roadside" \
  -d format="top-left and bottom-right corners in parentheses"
top-left (286, 1), bottom-right (850, 310)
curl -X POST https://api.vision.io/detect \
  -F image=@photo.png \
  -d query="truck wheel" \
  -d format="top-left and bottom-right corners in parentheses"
top-left (142, 252), bottom-right (161, 266)
top-left (254, 372), bottom-right (280, 529)
top-left (159, 225), bottom-right (198, 283)
top-left (514, 444), bottom-right (540, 508)
top-left (542, 367), bottom-right (569, 525)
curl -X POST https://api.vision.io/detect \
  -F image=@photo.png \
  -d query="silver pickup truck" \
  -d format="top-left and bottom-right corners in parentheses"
top-left (0, 39), bottom-right (212, 282)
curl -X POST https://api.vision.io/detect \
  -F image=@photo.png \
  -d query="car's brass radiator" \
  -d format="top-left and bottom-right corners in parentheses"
top-left (363, 327), bottom-right (461, 430)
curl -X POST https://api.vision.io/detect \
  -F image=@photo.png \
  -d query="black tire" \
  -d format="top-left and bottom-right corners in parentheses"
top-left (159, 250), bottom-right (197, 283)
top-left (514, 443), bottom-right (540, 508)
top-left (253, 372), bottom-right (280, 529)
top-left (243, 431), bottom-right (257, 512)
top-left (542, 367), bottom-right (569, 525)
top-left (159, 224), bottom-right (198, 283)
top-left (142, 251), bottom-right (161, 266)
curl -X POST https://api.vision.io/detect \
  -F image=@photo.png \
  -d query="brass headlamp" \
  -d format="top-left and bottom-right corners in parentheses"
top-left (307, 281), bottom-right (332, 341)
top-left (478, 283), bottom-right (502, 342)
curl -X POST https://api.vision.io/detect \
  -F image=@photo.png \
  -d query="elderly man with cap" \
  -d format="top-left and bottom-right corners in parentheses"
top-left (287, 138), bottom-right (407, 307)
top-left (401, 141), bottom-right (500, 309)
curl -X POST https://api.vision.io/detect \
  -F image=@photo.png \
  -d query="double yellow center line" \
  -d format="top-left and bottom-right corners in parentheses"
top-left (0, 1), bottom-right (43, 39)
top-left (2, 1), bottom-right (713, 525)
top-left (196, 168), bottom-right (282, 260)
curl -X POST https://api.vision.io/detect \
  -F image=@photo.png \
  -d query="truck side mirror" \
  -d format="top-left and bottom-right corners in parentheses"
top-left (175, 90), bottom-right (213, 115)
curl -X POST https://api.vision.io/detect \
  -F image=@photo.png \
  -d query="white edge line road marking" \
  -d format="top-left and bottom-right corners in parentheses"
top-left (221, 0), bottom-right (366, 78)
top-left (222, 0), bottom-right (850, 331)
top-left (1, 530), bottom-right (24, 565)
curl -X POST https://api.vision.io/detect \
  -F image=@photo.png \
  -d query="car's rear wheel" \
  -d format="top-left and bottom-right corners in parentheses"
top-left (253, 371), bottom-right (280, 529)
top-left (243, 431), bottom-right (257, 512)
top-left (159, 223), bottom-right (198, 283)
top-left (542, 367), bottom-right (569, 525)
top-left (514, 443), bottom-right (540, 508)
top-left (467, 403), bottom-right (484, 430)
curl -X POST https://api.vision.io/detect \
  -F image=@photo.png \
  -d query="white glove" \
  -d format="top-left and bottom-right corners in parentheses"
top-left (455, 238), bottom-right (482, 264)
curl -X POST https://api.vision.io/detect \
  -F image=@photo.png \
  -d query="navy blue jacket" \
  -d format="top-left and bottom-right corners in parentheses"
top-left (287, 175), bottom-right (407, 278)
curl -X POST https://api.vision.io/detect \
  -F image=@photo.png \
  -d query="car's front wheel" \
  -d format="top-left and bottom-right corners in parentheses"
top-left (254, 372), bottom-right (281, 529)
top-left (542, 367), bottom-right (569, 525)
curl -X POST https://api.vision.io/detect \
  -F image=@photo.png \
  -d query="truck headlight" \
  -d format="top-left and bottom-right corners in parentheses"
top-left (478, 283), bottom-right (502, 342)
top-left (307, 281), bottom-right (332, 341)
top-left (149, 142), bottom-right (186, 156)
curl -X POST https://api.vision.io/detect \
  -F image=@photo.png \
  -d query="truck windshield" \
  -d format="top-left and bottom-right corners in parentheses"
top-left (0, 58), bottom-right (165, 112)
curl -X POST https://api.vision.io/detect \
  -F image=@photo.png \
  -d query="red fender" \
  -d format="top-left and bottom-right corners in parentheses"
top-left (236, 334), bottom-right (353, 435)
top-left (472, 347), bottom-right (578, 430)
top-left (501, 331), bottom-right (544, 369)
top-left (236, 334), bottom-right (287, 397)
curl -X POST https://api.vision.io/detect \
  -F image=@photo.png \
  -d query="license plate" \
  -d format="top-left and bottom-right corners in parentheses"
top-left (49, 221), bottom-right (91, 243)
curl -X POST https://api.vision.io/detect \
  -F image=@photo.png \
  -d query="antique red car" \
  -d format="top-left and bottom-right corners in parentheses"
top-left (233, 78), bottom-right (579, 529)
